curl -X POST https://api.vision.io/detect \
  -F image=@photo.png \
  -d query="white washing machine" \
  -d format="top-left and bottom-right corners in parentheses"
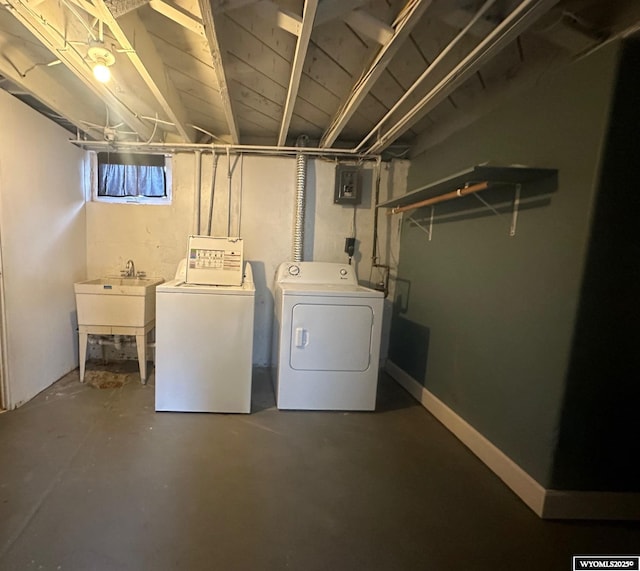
top-left (155, 262), bottom-right (255, 413)
top-left (273, 261), bottom-right (384, 411)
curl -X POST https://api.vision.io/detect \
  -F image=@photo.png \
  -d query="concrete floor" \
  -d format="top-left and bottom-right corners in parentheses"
top-left (1, 367), bottom-right (639, 571)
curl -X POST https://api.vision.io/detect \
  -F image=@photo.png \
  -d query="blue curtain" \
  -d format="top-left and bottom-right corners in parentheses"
top-left (98, 163), bottom-right (166, 197)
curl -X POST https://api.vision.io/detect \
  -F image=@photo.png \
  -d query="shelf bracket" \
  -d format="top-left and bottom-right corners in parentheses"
top-left (510, 184), bottom-right (521, 237)
top-left (471, 183), bottom-right (521, 237)
top-left (407, 206), bottom-right (434, 241)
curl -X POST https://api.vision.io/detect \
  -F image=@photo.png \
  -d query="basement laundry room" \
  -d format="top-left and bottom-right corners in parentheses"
top-left (2, 0), bottom-right (640, 568)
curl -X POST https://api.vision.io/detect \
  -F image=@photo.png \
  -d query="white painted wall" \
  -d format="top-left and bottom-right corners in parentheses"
top-left (86, 152), bottom-right (409, 365)
top-left (0, 90), bottom-right (86, 409)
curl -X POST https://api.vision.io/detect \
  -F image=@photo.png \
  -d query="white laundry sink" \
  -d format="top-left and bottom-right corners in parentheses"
top-left (74, 277), bottom-right (164, 327)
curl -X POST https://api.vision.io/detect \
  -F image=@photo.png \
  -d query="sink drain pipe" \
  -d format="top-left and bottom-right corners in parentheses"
top-left (292, 135), bottom-right (309, 262)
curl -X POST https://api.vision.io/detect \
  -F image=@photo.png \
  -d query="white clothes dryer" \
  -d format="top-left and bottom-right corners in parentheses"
top-left (273, 261), bottom-right (384, 411)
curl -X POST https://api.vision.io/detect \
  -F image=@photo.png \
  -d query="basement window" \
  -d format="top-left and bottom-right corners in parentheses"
top-left (92, 152), bottom-right (172, 204)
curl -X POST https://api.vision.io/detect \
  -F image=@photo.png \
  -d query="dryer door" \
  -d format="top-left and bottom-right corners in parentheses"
top-left (290, 303), bottom-right (373, 371)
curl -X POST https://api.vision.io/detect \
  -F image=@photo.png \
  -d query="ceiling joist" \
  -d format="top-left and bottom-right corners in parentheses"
top-left (199, 0), bottom-right (240, 143)
top-left (0, 46), bottom-right (104, 139)
top-left (254, 1), bottom-right (302, 36)
top-left (274, 6), bottom-right (302, 36)
top-left (365, 0), bottom-right (560, 154)
top-left (93, 0), bottom-right (195, 142)
top-left (320, 0), bottom-right (433, 148)
top-left (343, 10), bottom-right (394, 44)
top-left (314, 0), bottom-right (366, 27)
top-left (277, 0), bottom-right (318, 145)
top-left (65, 0), bottom-right (100, 20)
top-left (3, 0), bottom-right (154, 140)
top-left (148, 0), bottom-right (206, 37)
top-left (213, 0), bottom-right (260, 13)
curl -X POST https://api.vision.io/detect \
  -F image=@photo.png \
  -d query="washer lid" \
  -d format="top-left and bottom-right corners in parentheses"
top-left (279, 283), bottom-right (383, 298)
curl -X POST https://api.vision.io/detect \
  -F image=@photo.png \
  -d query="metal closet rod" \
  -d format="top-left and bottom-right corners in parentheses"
top-left (70, 139), bottom-right (381, 160)
top-left (388, 181), bottom-right (489, 215)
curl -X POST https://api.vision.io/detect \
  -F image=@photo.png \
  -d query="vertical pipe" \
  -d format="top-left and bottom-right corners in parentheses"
top-left (371, 156), bottom-right (382, 264)
top-left (226, 147), bottom-right (232, 237)
top-left (194, 151), bottom-right (202, 235)
top-left (237, 153), bottom-right (244, 238)
top-left (292, 135), bottom-right (308, 262)
top-left (207, 150), bottom-right (219, 236)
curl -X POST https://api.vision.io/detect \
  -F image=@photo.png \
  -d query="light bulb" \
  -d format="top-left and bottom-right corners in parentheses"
top-left (93, 61), bottom-right (111, 83)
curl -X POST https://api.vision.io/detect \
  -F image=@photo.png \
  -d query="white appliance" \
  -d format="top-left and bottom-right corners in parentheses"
top-left (186, 236), bottom-right (243, 286)
top-left (273, 261), bottom-right (384, 411)
top-left (155, 262), bottom-right (255, 413)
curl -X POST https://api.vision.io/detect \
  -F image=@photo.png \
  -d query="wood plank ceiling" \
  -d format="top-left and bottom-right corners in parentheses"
top-left (1, 0), bottom-right (639, 154)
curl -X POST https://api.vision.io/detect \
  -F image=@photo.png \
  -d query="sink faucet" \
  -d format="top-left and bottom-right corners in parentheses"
top-left (123, 259), bottom-right (135, 278)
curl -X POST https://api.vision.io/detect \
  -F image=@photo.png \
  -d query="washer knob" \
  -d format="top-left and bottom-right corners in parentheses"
top-left (288, 265), bottom-right (300, 276)
top-left (340, 268), bottom-right (348, 276)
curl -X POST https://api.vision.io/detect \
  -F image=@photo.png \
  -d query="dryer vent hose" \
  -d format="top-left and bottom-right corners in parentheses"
top-left (292, 134), bottom-right (309, 262)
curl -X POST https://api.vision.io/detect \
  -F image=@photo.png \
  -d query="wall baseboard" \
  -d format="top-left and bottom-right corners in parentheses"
top-left (385, 361), bottom-right (640, 520)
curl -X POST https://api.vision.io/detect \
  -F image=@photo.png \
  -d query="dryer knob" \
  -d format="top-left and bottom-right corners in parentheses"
top-left (288, 265), bottom-right (300, 276)
top-left (340, 268), bottom-right (348, 276)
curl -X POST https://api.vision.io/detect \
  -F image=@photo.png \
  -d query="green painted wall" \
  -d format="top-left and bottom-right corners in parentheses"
top-left (391, 42), bottom-right (620, 486)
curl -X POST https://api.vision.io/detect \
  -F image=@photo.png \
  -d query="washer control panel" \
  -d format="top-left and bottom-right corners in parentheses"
top-left (276, 262), bottom-right (357, 285)
top-left (186, 236), bottom-right (244, 286)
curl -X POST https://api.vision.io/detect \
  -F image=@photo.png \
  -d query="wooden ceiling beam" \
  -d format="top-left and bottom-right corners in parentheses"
top-left (274, 6), bottom-right (302, 36)
top-left (199, 0), bottom-right (240, 144)
top-left (0, 42), bottom-right (105, 139)
top-left (93, 0), bottom-right (196, 142)
top-left (65, 0), bottom-right (100, 20)
top-left (277, 0), bottom-right (318, 146)
top-left (319, 0), bottom-right (433, 148)
top-left (148, 0), bottom-right (206, 38)
top-left (314, 0), bottom-right (366, 27)
top-left (365, 0), bottom-right (560, 154)
top-left (254, 1), bottom-right (302, 36)
top-left (3, 0), bottom-right (154, 140)
top-left (343, 10), bottom-right (393, 44)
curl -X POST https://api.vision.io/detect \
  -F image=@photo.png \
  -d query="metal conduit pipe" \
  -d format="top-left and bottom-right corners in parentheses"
top-left (292, 135), bottom-right (309, 262)
top-left (194, 150), bottom-right (202, 234)
top-left (226, 147), bottom-right (233, 237)
top-left (207, 150), bottom-right (219, 236)
top-left (355, 0), bottom-right (498, 152)
top-left (365, 0), bottom-right (558, 154)
top-left (70, 140), bottom-right (379, 159)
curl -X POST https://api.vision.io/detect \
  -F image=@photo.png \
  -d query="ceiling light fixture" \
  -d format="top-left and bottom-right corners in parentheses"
top-left (88, 46), bottom-right (115, 83)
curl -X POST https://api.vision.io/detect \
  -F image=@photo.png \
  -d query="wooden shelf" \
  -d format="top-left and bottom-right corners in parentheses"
top-left (377, 165), bottom-right (558, 212)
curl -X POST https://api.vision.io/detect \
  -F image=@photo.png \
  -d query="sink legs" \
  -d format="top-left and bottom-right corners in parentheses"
top-left (78, 322), bottom-right (155, 384)
top-left (79, 330), bottom-right (88, 382)
top-left (136, 332), bottom-right (148, 384)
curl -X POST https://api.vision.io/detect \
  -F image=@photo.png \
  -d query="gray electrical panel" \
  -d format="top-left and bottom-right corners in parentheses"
top-left (334, 165), bottom-right (361, 205)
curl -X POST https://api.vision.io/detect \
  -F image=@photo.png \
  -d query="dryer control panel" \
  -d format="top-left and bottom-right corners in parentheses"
top-left (276, 262), bottom-right (357, 285)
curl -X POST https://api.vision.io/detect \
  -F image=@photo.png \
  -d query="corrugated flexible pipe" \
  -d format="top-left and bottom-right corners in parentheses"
top-left (293, 135), bottom-right (309, 262)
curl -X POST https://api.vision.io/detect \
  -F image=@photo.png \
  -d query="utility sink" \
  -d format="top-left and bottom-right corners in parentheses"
top-left (74, 277), bottom-right (164, 327)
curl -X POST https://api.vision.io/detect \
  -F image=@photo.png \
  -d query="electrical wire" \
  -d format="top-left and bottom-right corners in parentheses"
top-left (143, 112), bottom-right (159, 144)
